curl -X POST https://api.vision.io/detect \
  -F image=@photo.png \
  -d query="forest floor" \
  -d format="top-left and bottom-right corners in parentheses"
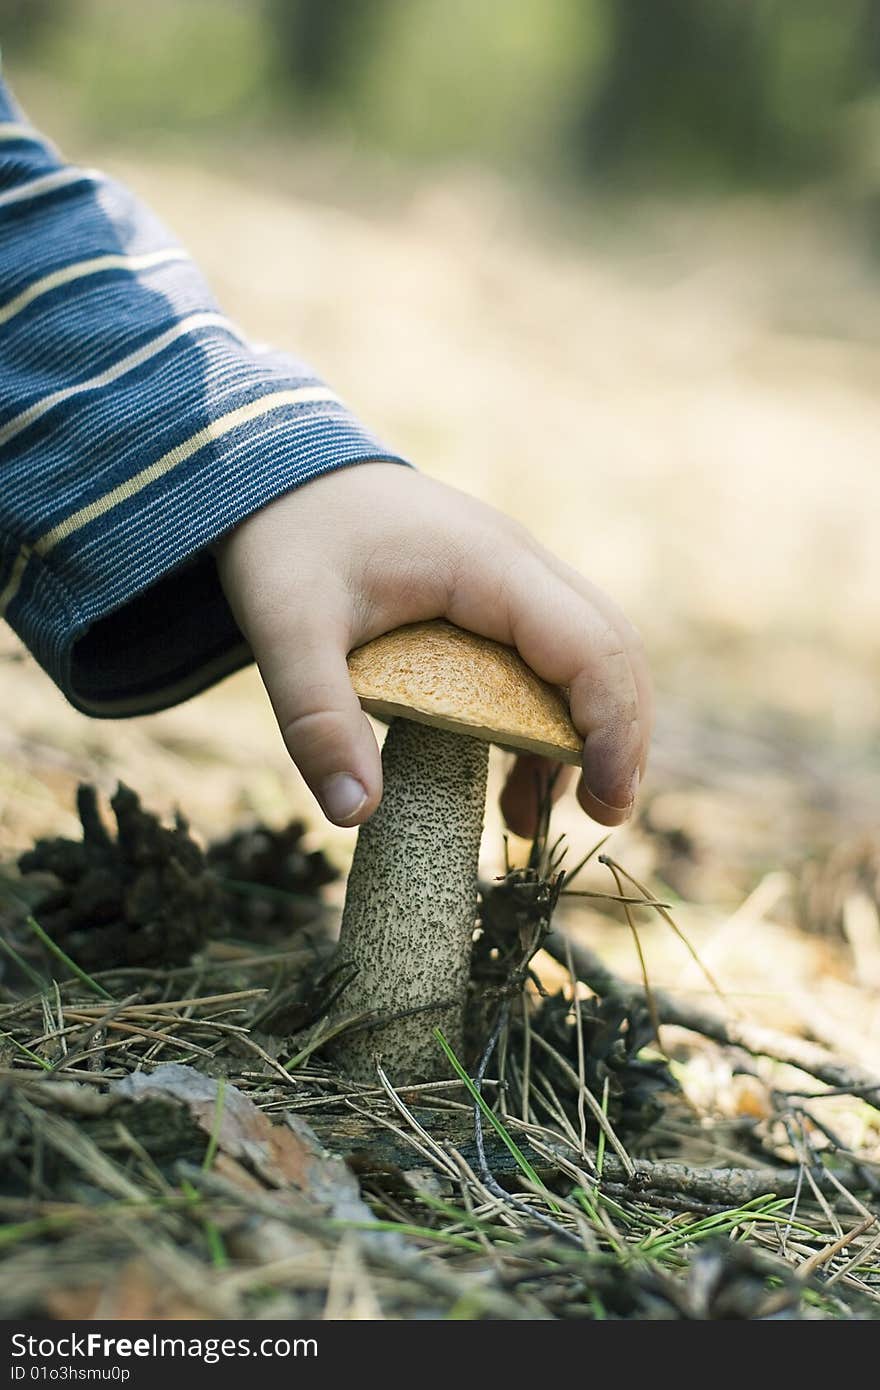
top-left (1, 125), bottom-right (880, 1317)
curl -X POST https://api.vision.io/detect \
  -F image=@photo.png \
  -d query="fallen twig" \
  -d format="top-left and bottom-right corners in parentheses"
top-left (545, 929), bottom-right (880, 1111)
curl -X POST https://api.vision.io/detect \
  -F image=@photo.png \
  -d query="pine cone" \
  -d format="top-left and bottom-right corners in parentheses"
top-left (206, 821), bottom-right (337, 937)
top-left (18, 784), bottom-right (219, 969)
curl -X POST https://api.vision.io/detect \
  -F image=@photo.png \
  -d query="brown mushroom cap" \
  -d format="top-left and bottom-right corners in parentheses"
top-left (348, 619), bottom-right (582, 766)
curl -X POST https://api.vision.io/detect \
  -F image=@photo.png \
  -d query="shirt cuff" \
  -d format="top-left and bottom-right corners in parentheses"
top-left (3, 407), bottom-right (409, 717)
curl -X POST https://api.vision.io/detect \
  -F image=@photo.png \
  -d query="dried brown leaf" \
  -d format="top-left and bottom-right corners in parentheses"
top-left (111, 1064), bottom-right (365, 1216)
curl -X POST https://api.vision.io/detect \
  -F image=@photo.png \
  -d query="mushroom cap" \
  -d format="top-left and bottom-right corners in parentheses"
top-left (348, 620), bottom-right (582, 765)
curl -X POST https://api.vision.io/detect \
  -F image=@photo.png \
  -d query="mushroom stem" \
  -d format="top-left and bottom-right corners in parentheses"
top-left (330, 717), bottom-right (489, 1082)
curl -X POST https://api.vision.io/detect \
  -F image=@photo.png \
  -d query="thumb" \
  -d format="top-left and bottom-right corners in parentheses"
top-left (247, 611), bottom-right (383, 827)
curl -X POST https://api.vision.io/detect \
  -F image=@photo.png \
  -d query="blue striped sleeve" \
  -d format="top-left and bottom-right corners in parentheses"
top-left (0, 76), bottom-right (409, 716)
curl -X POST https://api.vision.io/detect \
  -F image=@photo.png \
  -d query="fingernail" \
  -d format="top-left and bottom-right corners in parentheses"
top-left (321, 773), bottom-right (368, 824)
top-left (584, 767), bottom-right (640, 816)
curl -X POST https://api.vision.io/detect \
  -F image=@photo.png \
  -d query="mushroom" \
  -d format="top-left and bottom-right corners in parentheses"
top-left (329, 619), bottom-right (582, 1083)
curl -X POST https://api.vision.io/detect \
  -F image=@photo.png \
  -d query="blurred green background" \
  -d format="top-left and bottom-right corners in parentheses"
top-left (3, 0), bottom-right (880, 195)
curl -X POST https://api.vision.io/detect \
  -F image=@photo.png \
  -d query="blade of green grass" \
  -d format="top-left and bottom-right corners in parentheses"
top-left (414, 1189), bottom-right (522, 1242)
top-left (180, 1175), bottom-right (229, 1269)
top-left (0, 1213), bottom-right (83, 1248)
top-left (638, 1195), bottom-right (796, 1256)
top-left (0, 931), bottom-right (50, 993)
top-left (572, 1184), bottom-right (640, 1230)
top-left (24, 915), bottom-right (112, 1000)
top-left (203, 1218), bottom-right (228, 1270)
top-left (434, 1027), bottom-right (548, 1194)
top-left (0, 1031), bottom-right (52, 1069)
top-left (588, 1290), bottom-right (608, 1319)
top-left (201, 1077), bottom-right (227, 1172)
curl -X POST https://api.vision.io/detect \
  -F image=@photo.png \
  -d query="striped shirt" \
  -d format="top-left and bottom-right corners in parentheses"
top-left (0, 76), bottom-right (406, 716)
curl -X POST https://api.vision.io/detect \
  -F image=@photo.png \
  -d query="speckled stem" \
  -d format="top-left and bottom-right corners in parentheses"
top-left (330, 718), bottom-right (489, 1083)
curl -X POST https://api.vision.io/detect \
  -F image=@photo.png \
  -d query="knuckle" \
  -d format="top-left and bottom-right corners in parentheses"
top-left (280, 705), bottom-right (352, 767)
top-left (360, 535), bottom-right (461, 616)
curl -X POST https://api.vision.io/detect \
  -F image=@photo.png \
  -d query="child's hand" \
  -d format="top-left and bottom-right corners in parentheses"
top-left (215, 463), bottom-right (652, 835)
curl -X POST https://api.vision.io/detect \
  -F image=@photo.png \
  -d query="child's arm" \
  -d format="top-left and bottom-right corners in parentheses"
top-left (0, 76), bottom-right (407, 717)
top-left (0, 77), bottom-right (651, 835)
